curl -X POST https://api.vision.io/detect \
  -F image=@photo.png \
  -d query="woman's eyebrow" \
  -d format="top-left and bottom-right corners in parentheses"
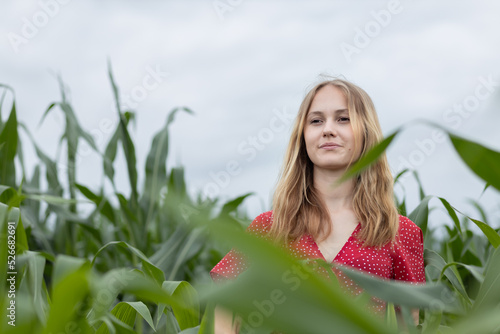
top-left (308, 109), bottom-right (349, 116)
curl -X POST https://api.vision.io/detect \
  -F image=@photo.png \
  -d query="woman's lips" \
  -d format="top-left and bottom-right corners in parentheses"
top-left (319, 143), bottom-right (341, 149)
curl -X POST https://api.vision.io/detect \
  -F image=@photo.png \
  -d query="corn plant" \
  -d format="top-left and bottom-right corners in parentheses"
top-left (0, 69), bottom-right (499, 333)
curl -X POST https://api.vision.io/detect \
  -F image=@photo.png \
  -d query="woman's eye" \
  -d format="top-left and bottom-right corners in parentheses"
top-left (338, 117), bottom-right (350, 122)
top-left (310, 119), bottom-right (322, 124)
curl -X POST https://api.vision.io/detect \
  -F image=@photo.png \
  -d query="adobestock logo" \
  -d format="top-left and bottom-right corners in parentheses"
top-left (212, 0), bottom-right (244, 20)
top-left (340, 0), bottom-right (403, 63)
top-left (396, 75), bottom-right (498, 180)
top-left (117, 65), bottom-right (170, 111)
top-left (202, 106), bottom-right (295, 199)
top-left (7, 0), bottom-right (73, 54)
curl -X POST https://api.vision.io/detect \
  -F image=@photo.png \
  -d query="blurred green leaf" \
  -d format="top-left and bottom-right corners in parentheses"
top-left (198, 302), bottom-right (214, 334)
top-left (142, 107), bottom-right (193, 217)
top-left (97, 301), bottom-right (155, 334)
top-left (17, 251), bottom-right (48, 324)
top-left (424, 249), bottom-right (469, 304)
top-left (448, 134), bottom-right (500, 192)
top-left (19, 123), bottom-right (62, 196)
top-left (197, 215), bottom-right (393, 334)
top-left (421, 309), bottom-right (442, 334)
top-left (412, 170), bottom-right (426, 201)
top-left (42, 263), bottom-right (91, 334)
top-left (108, 61), bottom-right (139, 208)
top-left (438, 197), bottom-right (463, 238)
top-left (450, 306), bottom-right (500, 334)
top-left (340, 129), bottom-right (400, 183)
top-left (75, 183), bottom-right (116, 223)
top-left (466, 216), bottom-right (500, 248)
top-left (0, 101), bottom-right (17, 187)
top-left (219, 192), bottom-right (254, 217)
top-left (473, 246), bottom-right (500, 312)
top-left (408, 196), bottom-right (432, 238)
top-left (0, 185), bottom-right (19, 206)
top-left (440, 262), bottom-right (484, 284)
top-left (92, 241), bottom-right (165, 285)
top-left (52, 254), bottom-right (88, 287)
top-left (179, 326), bottom-right (200, 334)
top-left (162, 281), bottom-right (200, 330)
top-left (340, 264), bottom-right (460, 312)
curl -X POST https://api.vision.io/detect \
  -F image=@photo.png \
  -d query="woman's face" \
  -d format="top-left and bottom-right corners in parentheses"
top-left (303, 85), bottom-right (360, 172)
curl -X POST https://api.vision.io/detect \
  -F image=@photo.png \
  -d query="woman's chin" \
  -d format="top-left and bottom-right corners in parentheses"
top-left (313, 163), bottom-right (349, 172)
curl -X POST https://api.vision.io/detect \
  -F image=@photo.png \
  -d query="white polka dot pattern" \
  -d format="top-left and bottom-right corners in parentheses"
top-left (210, 211), bottom-right (426, 312)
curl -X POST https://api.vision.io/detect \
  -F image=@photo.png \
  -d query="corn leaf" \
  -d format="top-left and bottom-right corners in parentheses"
top-left (424, 250), bottom-right (469, 304)
top-left (0, 101), bottom-right (17, 187)
top-left (339, 129), bottom-right (400, 183)
top-left (92, 241), bottom-right (165, 286)
top-left (162, 281), bottom-right (200, 330)
top-left (448, 134), bottom-right (500, 192)
top-left (42, 265), bottom-right (91, 334)
top-left (408, 195), bottom-right (432, 238)
top-left (108, 61), bottom-right (139, 207)
top-left (472, 246), bottom-right (500, 311)
top-left (100, 301), bottom-right (155, 333)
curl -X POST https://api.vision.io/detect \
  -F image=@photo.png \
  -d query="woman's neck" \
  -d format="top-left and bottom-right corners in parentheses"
top-left (313, 166), bottom-right (356, 214)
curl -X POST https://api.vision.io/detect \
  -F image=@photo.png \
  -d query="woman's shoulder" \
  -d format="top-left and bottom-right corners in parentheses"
top-left (396, 215), bottom-right (424, 242)
top-left (246, 210), bottom-right (274, 235)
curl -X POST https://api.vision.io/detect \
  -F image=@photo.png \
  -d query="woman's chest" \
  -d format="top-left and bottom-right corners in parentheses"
top-left (335, 241), bottom-right (393, 278)
top-left (289, 235), bottom-right (394, 279)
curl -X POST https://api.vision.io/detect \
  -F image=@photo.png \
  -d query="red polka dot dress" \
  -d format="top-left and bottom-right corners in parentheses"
top-left (210, 211), bottom-right (426, 313)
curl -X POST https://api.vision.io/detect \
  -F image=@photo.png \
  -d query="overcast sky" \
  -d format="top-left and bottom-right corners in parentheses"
top-left (1, 0), bottom-right (499, 231)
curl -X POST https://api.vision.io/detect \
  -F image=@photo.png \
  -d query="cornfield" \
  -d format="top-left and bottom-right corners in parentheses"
top-left (1, 65), bottom-right (499, 334)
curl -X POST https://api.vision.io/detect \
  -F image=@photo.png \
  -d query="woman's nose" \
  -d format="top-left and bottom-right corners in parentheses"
top-left (322, 121), bottom-right (337, 137)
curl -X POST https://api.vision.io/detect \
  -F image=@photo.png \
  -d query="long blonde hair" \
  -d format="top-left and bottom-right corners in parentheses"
top-left (270, 78), bottom-right (399, 247)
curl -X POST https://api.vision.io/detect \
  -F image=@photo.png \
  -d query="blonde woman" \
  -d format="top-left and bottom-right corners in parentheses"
top-left (211, 79), bottom-right (425, 333)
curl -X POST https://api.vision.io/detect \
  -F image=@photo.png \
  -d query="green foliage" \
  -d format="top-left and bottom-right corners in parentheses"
top-left (0, 69), bottom-right (499, 334)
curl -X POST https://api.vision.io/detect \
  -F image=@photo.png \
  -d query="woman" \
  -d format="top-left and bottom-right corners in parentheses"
top-left (210, 78), bottom-right (425, 333)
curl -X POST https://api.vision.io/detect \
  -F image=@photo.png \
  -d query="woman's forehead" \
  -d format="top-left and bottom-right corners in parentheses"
top-left (309, 86), bottom-right (347, 111)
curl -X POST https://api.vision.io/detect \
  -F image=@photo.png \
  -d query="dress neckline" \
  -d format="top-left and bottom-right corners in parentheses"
top-left (310, 222), bottom-right (361, 263)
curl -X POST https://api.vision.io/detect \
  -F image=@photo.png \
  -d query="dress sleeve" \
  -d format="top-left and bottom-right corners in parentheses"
top-left (210, 211), bottom-right (273, 283)
top-left (391, 216), bottom-right (426, 284)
